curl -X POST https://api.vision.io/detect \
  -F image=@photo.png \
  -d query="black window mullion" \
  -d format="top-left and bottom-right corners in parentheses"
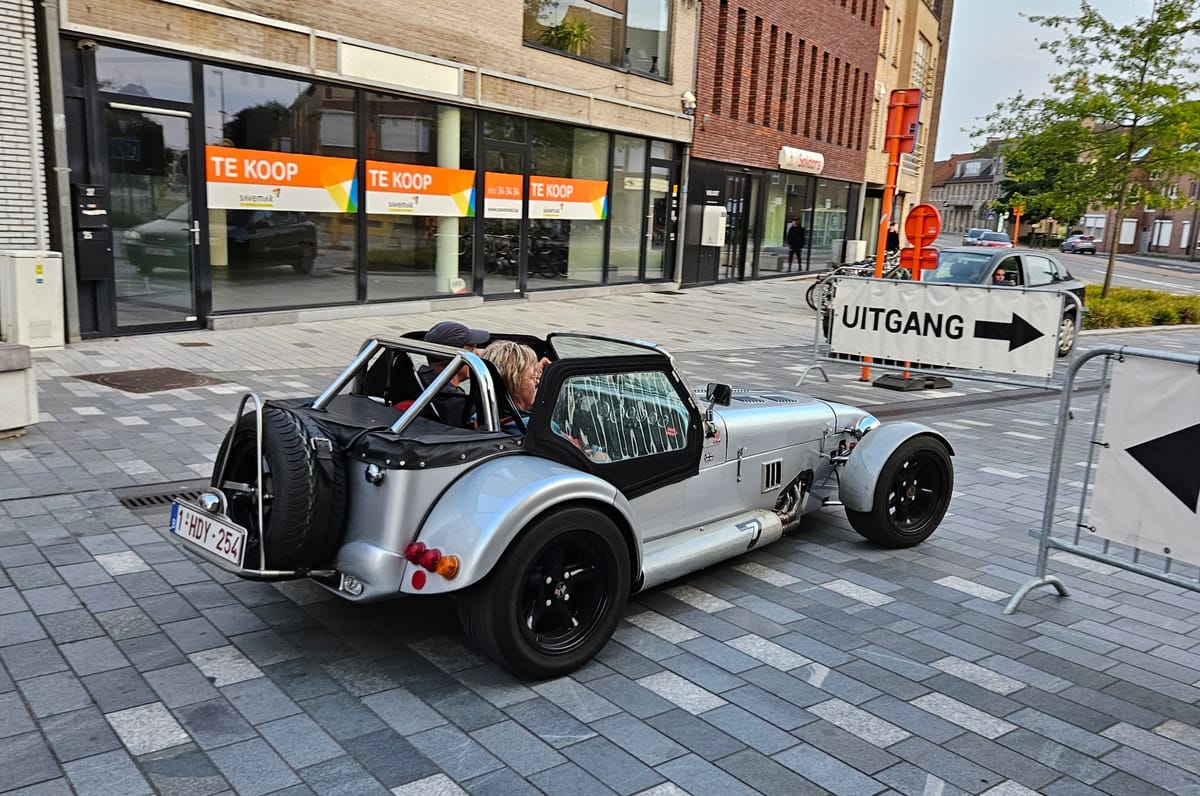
top-left (356, 89), bottom-right (368, 303)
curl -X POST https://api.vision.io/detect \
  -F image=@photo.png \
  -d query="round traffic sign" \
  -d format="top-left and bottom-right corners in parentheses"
top-left (904, 203), bottom-right (942, 249)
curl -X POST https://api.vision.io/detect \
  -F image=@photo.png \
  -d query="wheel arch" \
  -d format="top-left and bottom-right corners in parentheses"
top-left (401, 456), bottom-right (640, 595)
top-left (839, 422), bottom-right (954, 514)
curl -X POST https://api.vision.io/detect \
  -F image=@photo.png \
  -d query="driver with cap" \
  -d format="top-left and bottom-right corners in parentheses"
top-left (419, 320), bottom-right (489, 426)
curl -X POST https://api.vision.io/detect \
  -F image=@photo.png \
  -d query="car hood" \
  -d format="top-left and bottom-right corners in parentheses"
top-left (129, 217), bottom-right (188, 241)
top-left (709, 389), bottom-right (875, 459)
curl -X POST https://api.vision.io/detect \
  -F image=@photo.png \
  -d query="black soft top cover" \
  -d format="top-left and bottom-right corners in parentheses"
top-left (271, 395), bottom-right (519, 470)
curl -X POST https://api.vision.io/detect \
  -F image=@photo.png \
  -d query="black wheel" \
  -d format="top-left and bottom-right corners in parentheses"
top-left (805, 281), bottom-right (820, 311)
top-left (293, 245), bottom-right (316, 274)
top-left (459, 507), bottom-right (629, 679)
top-left (212, 408), bottom-right (345, 570)
top-left (846, 436), bottom-right (952, 548)
top-left (1056, 311), bottom-right (1077, 357)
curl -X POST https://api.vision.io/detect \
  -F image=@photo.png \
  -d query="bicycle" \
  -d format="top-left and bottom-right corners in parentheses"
top-left (804, 251), bottom-right (908, 311)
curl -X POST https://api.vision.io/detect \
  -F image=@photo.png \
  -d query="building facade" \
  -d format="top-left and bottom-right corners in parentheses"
top-left (680, 0), bottom-right (881, 283)
top-left (1, 0), bottom-right (47, 249)
top-left (45, 0), bottom-right (699, 338)
top-left (860, 0), bottom-right (950, 252)
top-left (928, 150), bottom-right (1004, 235)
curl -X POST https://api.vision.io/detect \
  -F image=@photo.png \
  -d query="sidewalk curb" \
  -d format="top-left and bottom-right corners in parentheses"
top-left (1081, 323), bottom-right (1200, 337)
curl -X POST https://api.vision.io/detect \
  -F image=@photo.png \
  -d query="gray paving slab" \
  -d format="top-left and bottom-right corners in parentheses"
top-left (2, 289), bottom-right (1200, 794)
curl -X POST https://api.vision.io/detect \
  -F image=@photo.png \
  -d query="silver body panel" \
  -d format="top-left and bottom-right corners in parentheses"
top-left (839, 421), bottom-right (954, 513)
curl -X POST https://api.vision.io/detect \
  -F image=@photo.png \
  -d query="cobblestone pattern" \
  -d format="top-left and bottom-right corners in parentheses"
top-left (2, 282), bottom-right (1200, 794)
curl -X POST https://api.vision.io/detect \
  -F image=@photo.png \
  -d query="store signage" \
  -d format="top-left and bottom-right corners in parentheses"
top-left (205, 146), bottom-right (357, 212)
top-left (529, 176), bottom-right (608, 220)
top-left (365, 161), bottom-right (475, 217)
top-left (778, 146), bottom-right (825, 175)
top-left (483, 173), bottom-right (610, 220)
top-left (829, 279), bottom-right (1062, 378)
top-left (483, 172), bottom-right (522, 219)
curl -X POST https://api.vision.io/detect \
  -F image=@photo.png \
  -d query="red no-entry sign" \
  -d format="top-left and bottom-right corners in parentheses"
top-left (905, 203), bottom-right (942, 250)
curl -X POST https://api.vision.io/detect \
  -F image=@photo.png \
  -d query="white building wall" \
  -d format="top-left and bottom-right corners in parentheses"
top-left (0, 0), bottom-right (47, 248)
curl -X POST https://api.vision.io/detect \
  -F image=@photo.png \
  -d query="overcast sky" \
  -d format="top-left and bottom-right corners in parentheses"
top-left (935, 1), bottom-right (1157, 160)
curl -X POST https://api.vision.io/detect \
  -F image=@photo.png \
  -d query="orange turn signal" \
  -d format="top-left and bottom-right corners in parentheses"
top-left (434, 555), bottom-right (460, 580)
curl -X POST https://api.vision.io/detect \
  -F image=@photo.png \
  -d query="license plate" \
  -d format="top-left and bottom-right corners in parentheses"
top-left (170, 502), bottom-right (247, 567)
top-left (145, 246), bottom-right (174, 256)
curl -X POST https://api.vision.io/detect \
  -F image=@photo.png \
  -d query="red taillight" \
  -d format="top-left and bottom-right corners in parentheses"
top-left (404, 541), bottom-right (458, 578)
top-left (418, 548), bottom-right (442, 570)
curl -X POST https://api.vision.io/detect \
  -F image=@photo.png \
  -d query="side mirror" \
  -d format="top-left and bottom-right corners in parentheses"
top-left (705, 383), bottom-right (732, 406)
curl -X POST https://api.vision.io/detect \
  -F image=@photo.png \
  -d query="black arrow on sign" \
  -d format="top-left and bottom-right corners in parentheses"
top-left (1126, 422), bottom-right (1200, 512)
top-left (972, 313), bottom-right (1045, 351)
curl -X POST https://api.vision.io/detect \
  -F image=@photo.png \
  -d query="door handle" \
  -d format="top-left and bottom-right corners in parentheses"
top-left (190, 220), bottom-right (201, 245)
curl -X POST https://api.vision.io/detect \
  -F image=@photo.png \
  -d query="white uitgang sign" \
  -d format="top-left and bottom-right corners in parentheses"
top-left (1089, 356), bottom-right (1200, 565)
top-left (828, 279), bottom-right (1063, 378)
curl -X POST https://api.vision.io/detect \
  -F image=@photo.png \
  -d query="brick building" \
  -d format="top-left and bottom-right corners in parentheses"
top-left (681, 0), bottom-right (881, 282)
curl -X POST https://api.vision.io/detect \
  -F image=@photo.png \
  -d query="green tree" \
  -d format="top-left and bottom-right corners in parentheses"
top-left (978, 1), bottom-right (1200, 296)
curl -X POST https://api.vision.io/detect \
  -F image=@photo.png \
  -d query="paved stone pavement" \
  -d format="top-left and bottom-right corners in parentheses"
top-left (3, 279), bottom-right (1200, 795)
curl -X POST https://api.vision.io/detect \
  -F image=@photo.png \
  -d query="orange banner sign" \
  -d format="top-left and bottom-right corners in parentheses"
top-left (205, 146), bottom-right (357, 212)
top-left (365, 161), bottom-right (475, 216)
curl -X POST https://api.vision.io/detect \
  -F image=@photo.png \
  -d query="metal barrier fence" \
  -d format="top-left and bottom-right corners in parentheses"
top-left (1006, 344), bottom-right (1200, 614)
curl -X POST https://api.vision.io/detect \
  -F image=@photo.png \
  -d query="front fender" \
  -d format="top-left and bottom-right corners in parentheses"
top-left (839, 421), bottom-right (954, 513)
top-left (400, 456), bottom-right (639, 594)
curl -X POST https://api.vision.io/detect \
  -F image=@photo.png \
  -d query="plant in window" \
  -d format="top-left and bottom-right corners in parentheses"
top-left (540, 17), bottom-right (593, 56)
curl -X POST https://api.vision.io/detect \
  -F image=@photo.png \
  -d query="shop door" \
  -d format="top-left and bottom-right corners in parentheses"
top-left (643, 164), bottom-right (676, 280)
top-left (481, 145), bottom-right (528, 297)
top-left (719, 174), bottom-right (749, 282)
top-left (106, 103), bottom-right (200, 330)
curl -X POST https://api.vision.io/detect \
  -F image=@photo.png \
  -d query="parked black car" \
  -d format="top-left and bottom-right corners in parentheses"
top-left (925, 247), bottom-right (1087, 357)
top-left (125, 204), bottom-right (319, 275)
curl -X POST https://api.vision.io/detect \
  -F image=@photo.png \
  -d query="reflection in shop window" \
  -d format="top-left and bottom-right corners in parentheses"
top-left (522, 0), bottom-right (672, 79)
top-left (529, 122), bottom-right (610, 287)
top-left (320, 111), bottom-right (355, 148)
top-left (365, 93), bottom-right (475, 301)
top-left (203, 66), bottom-right (357, 313)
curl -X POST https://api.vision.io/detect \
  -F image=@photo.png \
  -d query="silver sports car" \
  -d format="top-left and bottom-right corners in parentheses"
top-left (169, 333), bottom-right (954, 678)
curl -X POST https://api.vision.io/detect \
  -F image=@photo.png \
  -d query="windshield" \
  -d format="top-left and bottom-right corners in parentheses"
top-left (925, 251), bottom-right (993, 283)
top-left (164, 203), bottom-right (190, 221)
top-left (981, 233), bottom-right (1010, 242)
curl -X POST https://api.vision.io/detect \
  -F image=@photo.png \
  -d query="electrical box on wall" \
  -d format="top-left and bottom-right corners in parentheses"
top-left (0, 251), bottom-right (65, 348)
top-left (700, 206), bottom-right (727, 247)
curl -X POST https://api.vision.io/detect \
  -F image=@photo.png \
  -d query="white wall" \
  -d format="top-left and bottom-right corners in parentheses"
top-left (0, 0), bottom-right (47, 248)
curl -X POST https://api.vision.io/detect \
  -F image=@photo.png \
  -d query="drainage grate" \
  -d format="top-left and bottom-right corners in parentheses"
top-left (177, 341), bottom-right (213, 348)
top-left (114, 480), bottom-right (210, 510)
top-left (76, 367), bottom-right (227, 394)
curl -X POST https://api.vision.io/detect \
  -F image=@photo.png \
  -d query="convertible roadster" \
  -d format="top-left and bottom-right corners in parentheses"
top-left (169, 332), bottom-right (955, 678)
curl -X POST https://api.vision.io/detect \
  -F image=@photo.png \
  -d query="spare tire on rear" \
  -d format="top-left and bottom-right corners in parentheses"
top-left (212, 406), bottom-right (345, 571)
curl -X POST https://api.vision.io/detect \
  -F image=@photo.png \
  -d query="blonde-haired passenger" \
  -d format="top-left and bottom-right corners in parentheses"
top-left (480, 340), bottom-right (539, 433)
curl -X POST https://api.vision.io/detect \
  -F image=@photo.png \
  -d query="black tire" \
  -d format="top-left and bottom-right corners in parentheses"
top-left (805, 282), bottom-right (820, 311)
top-left (293, 245), bottom-right (316, 274)
top-left (846, 436), bottom-right (953, 548)
top-left (212, 407), bottom-right (345, 570)
top-left (1056, 311), bottom-right (1077, 357)
top-left (459, 507), bottom-right (630, 679)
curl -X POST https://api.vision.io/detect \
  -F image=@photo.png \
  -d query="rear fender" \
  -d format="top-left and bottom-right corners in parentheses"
top-left (401, 456), bottom-right (639, 595)
top-left (839, 422), bottom-right (954, 513)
